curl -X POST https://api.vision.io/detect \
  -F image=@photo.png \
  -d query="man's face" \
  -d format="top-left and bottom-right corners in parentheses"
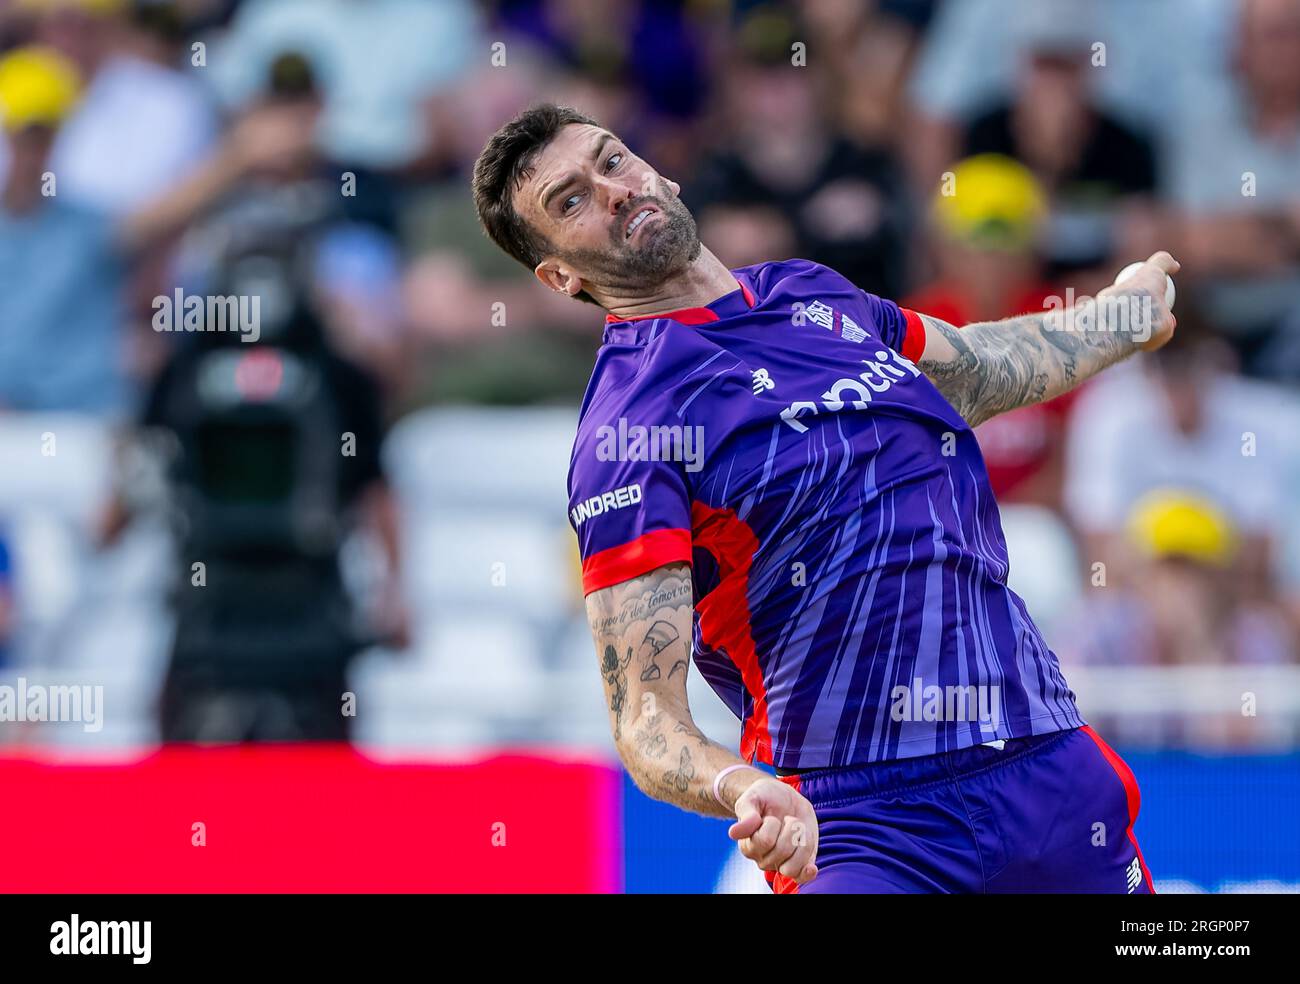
top-left (514, 123), bottom-right (700, 300)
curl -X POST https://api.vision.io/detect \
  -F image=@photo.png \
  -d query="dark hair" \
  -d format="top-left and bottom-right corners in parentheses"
top-left (267, 51), bottom-right (318, 100)
top-left (471, 103), bottom-right (605, 305)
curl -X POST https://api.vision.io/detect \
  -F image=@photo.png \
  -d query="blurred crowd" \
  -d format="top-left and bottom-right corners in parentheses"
top-left (1, 0), bottom-right (1299, 742)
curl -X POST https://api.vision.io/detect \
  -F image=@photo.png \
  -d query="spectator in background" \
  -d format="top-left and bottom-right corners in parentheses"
top-left (26, 0), bottom-right (218, 215)
top-left (1170, 0), bottom-right (1300, 374)
top-left (170, 51), bottom-right (410, 399)
top-left (1068, 490), bottom-right (1293, 665)
top-left (823, 1), bottom-right (921, 153)
top-left (905, 0), bottom-right (1198, 192)
top-left (0, 45), bottom-right (130, 415)
top-left (207, 0), bottom-right (481, 173)
top-left (1061, 490), bottom-right (1295, 747)
top-left (959, 10), bottom-right (1161, 289)
top-left (0, 43), bottom-right (356, 416)
top-left (905, 154), bottom-right (1077, 508)
top-left (690, 3), bottom-right (910, 297)
top-left (1064, 301), bottom-right (1298, 611)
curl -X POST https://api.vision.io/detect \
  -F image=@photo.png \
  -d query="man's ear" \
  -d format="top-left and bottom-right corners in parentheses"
top-left (665, 177), bottom-right (681, 197)
top-left (534, 259), bottom-right (584, 299)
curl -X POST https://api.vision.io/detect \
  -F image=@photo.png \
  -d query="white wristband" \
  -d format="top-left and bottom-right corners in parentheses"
top-left (712, 763), bottom-right (753, 808)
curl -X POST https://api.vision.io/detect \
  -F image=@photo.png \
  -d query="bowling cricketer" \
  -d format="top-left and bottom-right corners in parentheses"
top-left (472, 104), bottom-right (1174, 894)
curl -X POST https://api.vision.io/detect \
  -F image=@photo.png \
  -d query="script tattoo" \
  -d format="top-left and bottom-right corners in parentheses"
top-left (589, 580), bottom-right (692, 637)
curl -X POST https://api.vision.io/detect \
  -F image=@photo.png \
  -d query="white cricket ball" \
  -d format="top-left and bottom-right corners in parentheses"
top-left (1116, 261), bottom-right (1175, 310)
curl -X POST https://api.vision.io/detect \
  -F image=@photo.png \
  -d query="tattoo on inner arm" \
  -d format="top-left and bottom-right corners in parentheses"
top-left (601, 644), bottom-right (633, 741)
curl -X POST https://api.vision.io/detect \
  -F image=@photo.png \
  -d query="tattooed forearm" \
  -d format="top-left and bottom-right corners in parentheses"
top-left (621, 721), bottom-right (740, 817)
top-left (585, 562), bottom-right (757, 817)
top-left (917, 289), bottom-right (1157, 428)
top-left (631, 709), bottom-right (667, 759)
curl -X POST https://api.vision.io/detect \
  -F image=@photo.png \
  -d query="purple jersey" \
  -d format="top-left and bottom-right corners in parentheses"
top-left (568, 258), bottom-right (1084, 770)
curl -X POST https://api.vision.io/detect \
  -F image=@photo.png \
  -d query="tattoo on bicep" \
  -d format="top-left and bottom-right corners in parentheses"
top-left (918, 313), bottom-right (1046, 425)
top-left (588, 566), bottom-right (693, 746)
top-left (637, 620), bottom-right (680, 681)
top-left (589, 578), bottom-right (692, 638)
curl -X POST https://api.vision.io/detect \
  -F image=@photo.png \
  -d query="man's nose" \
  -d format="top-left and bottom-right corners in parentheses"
top-left (597, 176), bottom-right (636, 216)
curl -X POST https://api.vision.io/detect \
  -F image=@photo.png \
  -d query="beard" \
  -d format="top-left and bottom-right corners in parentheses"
top-left (554, 190), bottom-right (702, 294)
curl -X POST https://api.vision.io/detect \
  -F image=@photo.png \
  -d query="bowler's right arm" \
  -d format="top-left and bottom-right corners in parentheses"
top-left (585, 561), bottom-right (820, 886)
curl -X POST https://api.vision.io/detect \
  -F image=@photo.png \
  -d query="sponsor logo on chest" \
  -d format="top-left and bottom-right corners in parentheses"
top-left (774, 295), bottom-right (920, 434)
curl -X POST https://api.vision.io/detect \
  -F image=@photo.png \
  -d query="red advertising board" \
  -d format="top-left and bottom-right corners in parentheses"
top-left (0, 746), bottom-right (622, 893)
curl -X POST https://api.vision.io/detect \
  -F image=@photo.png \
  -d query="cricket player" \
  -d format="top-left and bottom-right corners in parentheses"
top-left (472, 105), bottom-right (1169, 893)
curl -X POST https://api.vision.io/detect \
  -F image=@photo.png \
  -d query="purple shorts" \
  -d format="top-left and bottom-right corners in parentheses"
top-left (768, 725), bottom-right (1154, 894)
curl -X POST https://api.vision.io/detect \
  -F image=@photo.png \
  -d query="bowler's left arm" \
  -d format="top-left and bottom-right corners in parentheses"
top-left (913, 252), bottom-right (1180, 428)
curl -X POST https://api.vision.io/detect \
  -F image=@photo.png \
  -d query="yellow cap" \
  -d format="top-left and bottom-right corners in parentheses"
top-left (933, 154), bottom-right (1046, 250)
top-left (1126, 490), bottom-right (1238, 567)
top-left (0, 46), bottom-right (81, 132)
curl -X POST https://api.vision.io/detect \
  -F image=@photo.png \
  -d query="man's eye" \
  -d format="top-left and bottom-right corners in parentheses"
top-left (561, 193), bottom-right (581, 214)
top-left (605, 153), bottom-right (623, 171)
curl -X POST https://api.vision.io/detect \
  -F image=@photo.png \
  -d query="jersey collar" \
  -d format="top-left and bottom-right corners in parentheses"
top-left (603, 278), bottom-right (755, 329)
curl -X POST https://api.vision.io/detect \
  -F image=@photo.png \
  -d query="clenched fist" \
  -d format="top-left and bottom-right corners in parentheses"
top-left (728, 775), bottom-right (820, 886)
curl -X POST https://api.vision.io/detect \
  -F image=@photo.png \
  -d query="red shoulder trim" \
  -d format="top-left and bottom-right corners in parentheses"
top-left (581, 528), bottom-right (693, 595)
top-left (900, 308), bottom-right (927, 363)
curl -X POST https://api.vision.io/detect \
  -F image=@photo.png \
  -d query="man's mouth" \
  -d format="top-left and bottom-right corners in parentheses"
top-left (624, 206), bottom-right (658, 239)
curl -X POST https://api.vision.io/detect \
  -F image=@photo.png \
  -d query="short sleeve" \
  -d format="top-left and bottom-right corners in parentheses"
top-left (568, 429), bottom-right (693, 596)
top-left (860, 291), bottom-right (928, 364)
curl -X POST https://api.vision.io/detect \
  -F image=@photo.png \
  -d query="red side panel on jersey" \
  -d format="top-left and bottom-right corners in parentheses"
top-left (690, 502), bottom-right (773, 766)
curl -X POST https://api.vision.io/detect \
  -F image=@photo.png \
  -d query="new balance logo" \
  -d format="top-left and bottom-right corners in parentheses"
top-left (752, 368), bottom-right (775, 394)
top-left (1126, 856), bottom-right (1143, 893)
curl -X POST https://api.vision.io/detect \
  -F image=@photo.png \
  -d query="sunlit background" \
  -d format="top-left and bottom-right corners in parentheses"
top-left (0, 0), bottom-right (1298, 893)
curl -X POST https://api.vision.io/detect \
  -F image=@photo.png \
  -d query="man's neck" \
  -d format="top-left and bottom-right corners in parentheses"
top-left (601, 246), bottom-right (740, 321)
